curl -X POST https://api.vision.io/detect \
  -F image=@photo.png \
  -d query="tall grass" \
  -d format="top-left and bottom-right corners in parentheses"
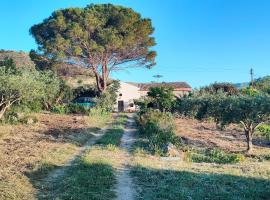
top-left (88, 107), bottom-right (112, 128)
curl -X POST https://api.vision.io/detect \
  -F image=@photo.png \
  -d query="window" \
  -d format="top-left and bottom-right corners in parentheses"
top-left (119, 93), bottom-right (123, 97)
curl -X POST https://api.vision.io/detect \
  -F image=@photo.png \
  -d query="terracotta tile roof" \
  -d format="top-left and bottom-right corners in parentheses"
top-left (126, 82), bottom-right (192, 91)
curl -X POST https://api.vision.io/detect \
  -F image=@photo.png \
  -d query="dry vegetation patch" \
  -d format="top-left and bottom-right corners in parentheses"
top-left (175, 118), bottom-right (270, 156)
top-left (0, 113), bottom-right (100, 199)
top-left (130, 117), bottom-right (270, 199)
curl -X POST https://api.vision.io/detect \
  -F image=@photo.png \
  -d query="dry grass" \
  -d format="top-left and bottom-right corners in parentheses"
top-left (175, 118), bottom-right (270, 156)
top-left (130, 118), bottom-right (270, 199)
top-left (0, 113), bottom-right (102, 199)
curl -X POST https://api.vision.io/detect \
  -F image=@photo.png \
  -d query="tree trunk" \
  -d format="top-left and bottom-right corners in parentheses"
top-left (245, 129), bottom-right (253, 153)
top-left (91, 62), bottom-right (108, 94)
top-left (101, 61), bottom-right (108, 92)
top-left (0, 109), bottom-right (5, 120)
top-left (0, 106), bottom-right (8, 120)
top-left (93, 70), bottom-right (103, 93)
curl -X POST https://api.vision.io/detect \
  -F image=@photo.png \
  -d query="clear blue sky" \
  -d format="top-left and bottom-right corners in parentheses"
top-left (1, 0), bottom-right (270, 88)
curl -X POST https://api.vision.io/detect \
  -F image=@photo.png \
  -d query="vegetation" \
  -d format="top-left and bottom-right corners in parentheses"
top-left (0, 113), bottom-right (101, 199)
top-left (195, 82), bottom-right (239, 96)
top-left (186, 148), bottom-right (245, 164)
top-left (30, 3), bottom-right (156, 93)
top-left (94, 80), bottom-right (120, 112)
top-left (177, 95), bottom-right (270, 152)
top-left (131, 115), bottom-right (270, 200)
top-left (39, 115), bottom-right (127, 200)
top-left (0, 50), bottom-right (36, 70)
top-left (137, 110), bottom-right (178, 155)
top-left (257, 124), bottom-right (270, 141)
top-left (147, 86), bottom-right (175, 112)
top-left (0, 68), bottom-right (43, 120)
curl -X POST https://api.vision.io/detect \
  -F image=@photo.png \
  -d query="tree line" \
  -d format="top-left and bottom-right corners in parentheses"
top-left (135, 82), bottom-right (270, 153)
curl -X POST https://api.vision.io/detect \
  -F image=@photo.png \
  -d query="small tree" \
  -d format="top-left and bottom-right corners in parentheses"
top-left (217, 95), bottom-right (270, 152)
top-left (196, 82), bottom-right (239, 96)
top-left (177, 95), bottom-right (270, 152)
top-left (95, 80), bottom-right (120, 112)
top-left (147, 86), bottom-right (175, 112)
top-left (30, 4), bottom-right (156, 93)
top-left (39, 70), bottom-right (62, 110)
top-left (0, 69), bottom-right (44, 119)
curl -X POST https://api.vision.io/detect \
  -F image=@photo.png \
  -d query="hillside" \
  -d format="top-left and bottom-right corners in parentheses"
top-left (0, 50), bottom-right (35, 70)
top-left (0, 50), bottom-right (96, 88)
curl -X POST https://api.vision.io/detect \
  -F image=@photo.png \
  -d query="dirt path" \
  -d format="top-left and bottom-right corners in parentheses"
top-left (39, 127), bottom-right (108, 198)
top-left (115, 114), bottom-right (137, 200)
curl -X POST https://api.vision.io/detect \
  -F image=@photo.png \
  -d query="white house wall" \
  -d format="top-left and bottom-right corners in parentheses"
top-left (115, 82), bottom-right (141, 112)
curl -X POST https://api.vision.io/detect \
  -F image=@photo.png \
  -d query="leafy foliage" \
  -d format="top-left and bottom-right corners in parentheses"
top-left (0, 68), bottom-right (44, 119)
top-left (194, 82), bottom-right (239, 96)
top-left (0, 57), bottom-right (16, 72)
top-left (257, 124), bottom-right (270, 141)
top-left (94, 80), bottom-right (120, 112)
top-left (177, 95), bottom-right (270, 152)
top-left (138, 110), bottom-right (178, 155)
top-left (186, 148), bottom-right (245, 164)
top-left (30, 4), bottom-right (156, 92)
top-left (253, 76), bottom-right (270, 94)
top-left (147, 86), bottom-right (175, 112)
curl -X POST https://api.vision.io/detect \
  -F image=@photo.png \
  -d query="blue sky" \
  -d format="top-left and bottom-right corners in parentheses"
top-left (1, 0), bottom-right (270, 88)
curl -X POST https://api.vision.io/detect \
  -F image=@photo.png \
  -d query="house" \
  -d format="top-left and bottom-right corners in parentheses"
top-left (115, 81), bottom-right (192, 112)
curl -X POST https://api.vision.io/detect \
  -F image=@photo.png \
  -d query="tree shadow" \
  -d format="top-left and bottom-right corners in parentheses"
top-left (131, 166), bottom-right (270, 200)
top-left (26, 161), bottom-right (117, 200)
top-left (40, 127), bottom-right (101, 146)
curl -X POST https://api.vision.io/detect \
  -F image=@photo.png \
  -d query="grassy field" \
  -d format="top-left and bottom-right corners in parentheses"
top-left (38, 115), bottom-right (128, 199)
top-left (130, 118), bottom-right (270, 200)
top-left (0, 113), bottom-right (109, 199)
top-left (1, 113), bottom-right (269, 200)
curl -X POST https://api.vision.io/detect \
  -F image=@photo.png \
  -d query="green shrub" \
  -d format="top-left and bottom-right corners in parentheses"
top-left (257, 124), bottom-right (270, 141)
top-left (67, 103), bottom-right (89, 114)
top-left (51, 103), bottom-right (89, 114)
top-left (138, 110), bottom-right (178, 155)
top-left (51, 105), bottom-right (68, 114)
top-left (186, 148), bottom-right (245, 164)
top-left (88, 107), bottom-right (112, 128)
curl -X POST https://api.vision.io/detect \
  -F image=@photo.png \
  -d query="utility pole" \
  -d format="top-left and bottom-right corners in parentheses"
top-left (250, 68), bottom-right (254, 89)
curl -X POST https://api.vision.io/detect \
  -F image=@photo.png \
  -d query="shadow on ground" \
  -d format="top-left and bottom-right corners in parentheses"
top-left (131, 166), bottom-right (270, 200)
top-left (41, 127), bottom-right (101, 146)
top-left (27, 160), bottom-right (117, 200)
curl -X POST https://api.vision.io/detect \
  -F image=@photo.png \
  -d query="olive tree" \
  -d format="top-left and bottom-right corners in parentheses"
top-left (218, 95), bottom-right (270, 152)
top-left (30, 4), bottom-right (156, 93)
top-left (0, 69), bottom-right (44, 119)
top-left (177, 95), bottom-right (270, 152)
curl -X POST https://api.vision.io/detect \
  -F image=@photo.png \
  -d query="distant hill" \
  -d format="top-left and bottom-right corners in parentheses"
top-left (0, 50), bottom-right (95, 88)
top-left (234, 82), bottom-right (249, 89)
top-left (0, 50), bottom-right (35, 70)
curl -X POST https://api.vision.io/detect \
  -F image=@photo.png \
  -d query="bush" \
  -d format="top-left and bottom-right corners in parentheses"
top-left (51, 103), bottom-right (89, 114)
top-left (94, 80), bottom-right (120, 112)
top-left (68, 103), bottom-right (89, 114)
top-left (257, 124), bottom-right (270, 141)
top-left (88, 107), bottom-right (112, 128)
top-left (138, 110), bottom-right (178, 155)
top-left (186, 148), bottom-right (245, 164)
top-left (51, 105), bottom-right (67, 114)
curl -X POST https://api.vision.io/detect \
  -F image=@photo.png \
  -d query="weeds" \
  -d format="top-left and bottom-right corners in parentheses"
top-left (185, 148), bottom-right (245, 164)
top-left (88, 107), bottom-right (112, 128)
top-left (257, 124), bottom-right (270, 140)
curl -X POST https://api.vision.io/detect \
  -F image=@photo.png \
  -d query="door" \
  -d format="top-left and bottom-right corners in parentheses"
top-left (118, 101), bottom-right (124, 112)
